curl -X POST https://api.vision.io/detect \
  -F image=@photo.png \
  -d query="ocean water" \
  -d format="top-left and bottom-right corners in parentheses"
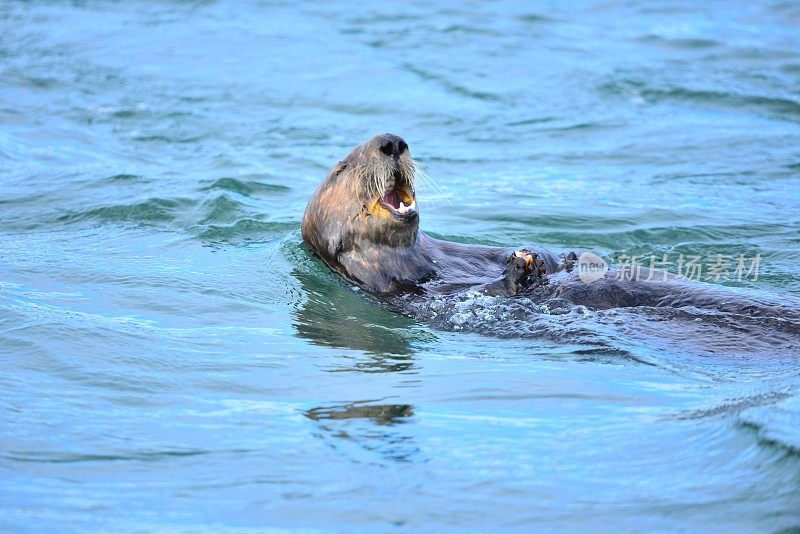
top-left (2, 1), bottom-right (800, 531)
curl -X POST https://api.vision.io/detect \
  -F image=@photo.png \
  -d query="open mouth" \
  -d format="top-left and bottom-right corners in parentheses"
top-left (379, 184), bottom-right (417, 219)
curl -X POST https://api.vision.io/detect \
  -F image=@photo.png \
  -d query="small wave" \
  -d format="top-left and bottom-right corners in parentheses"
top-left (131, 133), bottom-right (206, 144)
top-left (3, 449), bottom-right (213, 464)
top-left (581, 220), bottom-right (791, 249)
top-left (3, 69), bottom-right (60, 89)
top-left (103, 173), bottom-right (143, 182)
top-left (737, 395), bottom-right (800, 457)
top-left (198, 194), bottom-right (250, 225)
top-left (401, 63), bottom-right (504, 103)
top-left (506, 116), bottom-right (556, 127)
top-left (673, 392), bottom-right (791, 421)
top-left (195, 218), bottom-right (296, 244)
top-left (200, 176), bottom-right (291, 197)
top-left (437, 24), bottom-right (504, 37)
top-left (516, 13), bottom-right (557, 24)
top-left (782, 63), bottom-right (800, 75)
top-left (601, 79), bottom-right (800, 122)
top-left (108, 108), bottom-right (191, 120)
top-left (638, 35), bottom-right (720, 50)
top-left (56, 197), bottom-right (196, 225)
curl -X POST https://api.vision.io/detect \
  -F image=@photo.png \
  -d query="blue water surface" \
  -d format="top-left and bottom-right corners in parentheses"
top-left (2, 1), bottom-right (800, 531)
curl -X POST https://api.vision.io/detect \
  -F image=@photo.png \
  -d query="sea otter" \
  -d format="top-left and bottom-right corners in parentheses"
top-left (301, 133), bottom-right (800, 325)
top-left (302, 133), bottom-right (564, 298)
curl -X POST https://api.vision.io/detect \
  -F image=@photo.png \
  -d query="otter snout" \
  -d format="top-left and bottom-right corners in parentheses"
top-left (378, 133), bottom-right (408, 159)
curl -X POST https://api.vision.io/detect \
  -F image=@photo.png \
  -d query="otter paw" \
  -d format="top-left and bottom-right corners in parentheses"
top-left (562, 251), bottom-right (578, 273)
top-left (503, 249), bottom-right (546, 293)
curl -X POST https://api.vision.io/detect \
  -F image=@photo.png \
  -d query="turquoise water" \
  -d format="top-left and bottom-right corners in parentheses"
top-left (2, 1), bottom-right (800, 531)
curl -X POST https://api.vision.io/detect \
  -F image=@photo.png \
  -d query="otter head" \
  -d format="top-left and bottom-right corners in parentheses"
top-left (302, 133), bottom-right (420, 262)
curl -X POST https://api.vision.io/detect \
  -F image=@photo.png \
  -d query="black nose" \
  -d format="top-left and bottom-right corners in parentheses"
top-left (378, 134), bottom-right (408, 158)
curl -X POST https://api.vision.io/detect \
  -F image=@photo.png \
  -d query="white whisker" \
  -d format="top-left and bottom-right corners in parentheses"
top-left (410, 158), bottom-right (447, 209)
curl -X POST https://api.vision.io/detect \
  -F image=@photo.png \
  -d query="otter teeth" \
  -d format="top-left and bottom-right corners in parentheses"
top-left (396, 200), bottom-right (416, 214)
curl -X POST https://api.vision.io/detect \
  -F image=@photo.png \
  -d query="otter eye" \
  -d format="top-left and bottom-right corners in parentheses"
top-left (380, 142), bottom-right (394, 156)
top-left (398, 140), bottom-right (408, 154)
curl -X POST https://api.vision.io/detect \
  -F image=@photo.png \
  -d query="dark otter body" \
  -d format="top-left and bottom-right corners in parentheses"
top-left (302, 134), bottom-right (800, 337)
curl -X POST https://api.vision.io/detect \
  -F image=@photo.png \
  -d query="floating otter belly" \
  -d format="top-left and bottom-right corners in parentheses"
top-left (301, 133), bottom-right (800, 333)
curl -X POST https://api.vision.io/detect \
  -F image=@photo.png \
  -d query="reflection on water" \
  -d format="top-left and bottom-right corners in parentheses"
top-left (305, 401), bottom-right (419, 463)
top-left (292, 261), bottom-right (418, 363)
top-left (306, 401), bottom-right (414, 424)
top-left (321, 352), bottom-right (417, 374)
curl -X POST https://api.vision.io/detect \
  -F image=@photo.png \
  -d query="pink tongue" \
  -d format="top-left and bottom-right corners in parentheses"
top-left (382, 189), bottom-right (400, 209)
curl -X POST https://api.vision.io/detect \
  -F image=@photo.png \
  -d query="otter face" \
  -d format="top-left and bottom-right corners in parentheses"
top-left (359, 133), bottom-right (418, 223)
top-left (350, 133), bottom-right (420, 250)
top-left (302, 133), bottom-right (421, 260)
